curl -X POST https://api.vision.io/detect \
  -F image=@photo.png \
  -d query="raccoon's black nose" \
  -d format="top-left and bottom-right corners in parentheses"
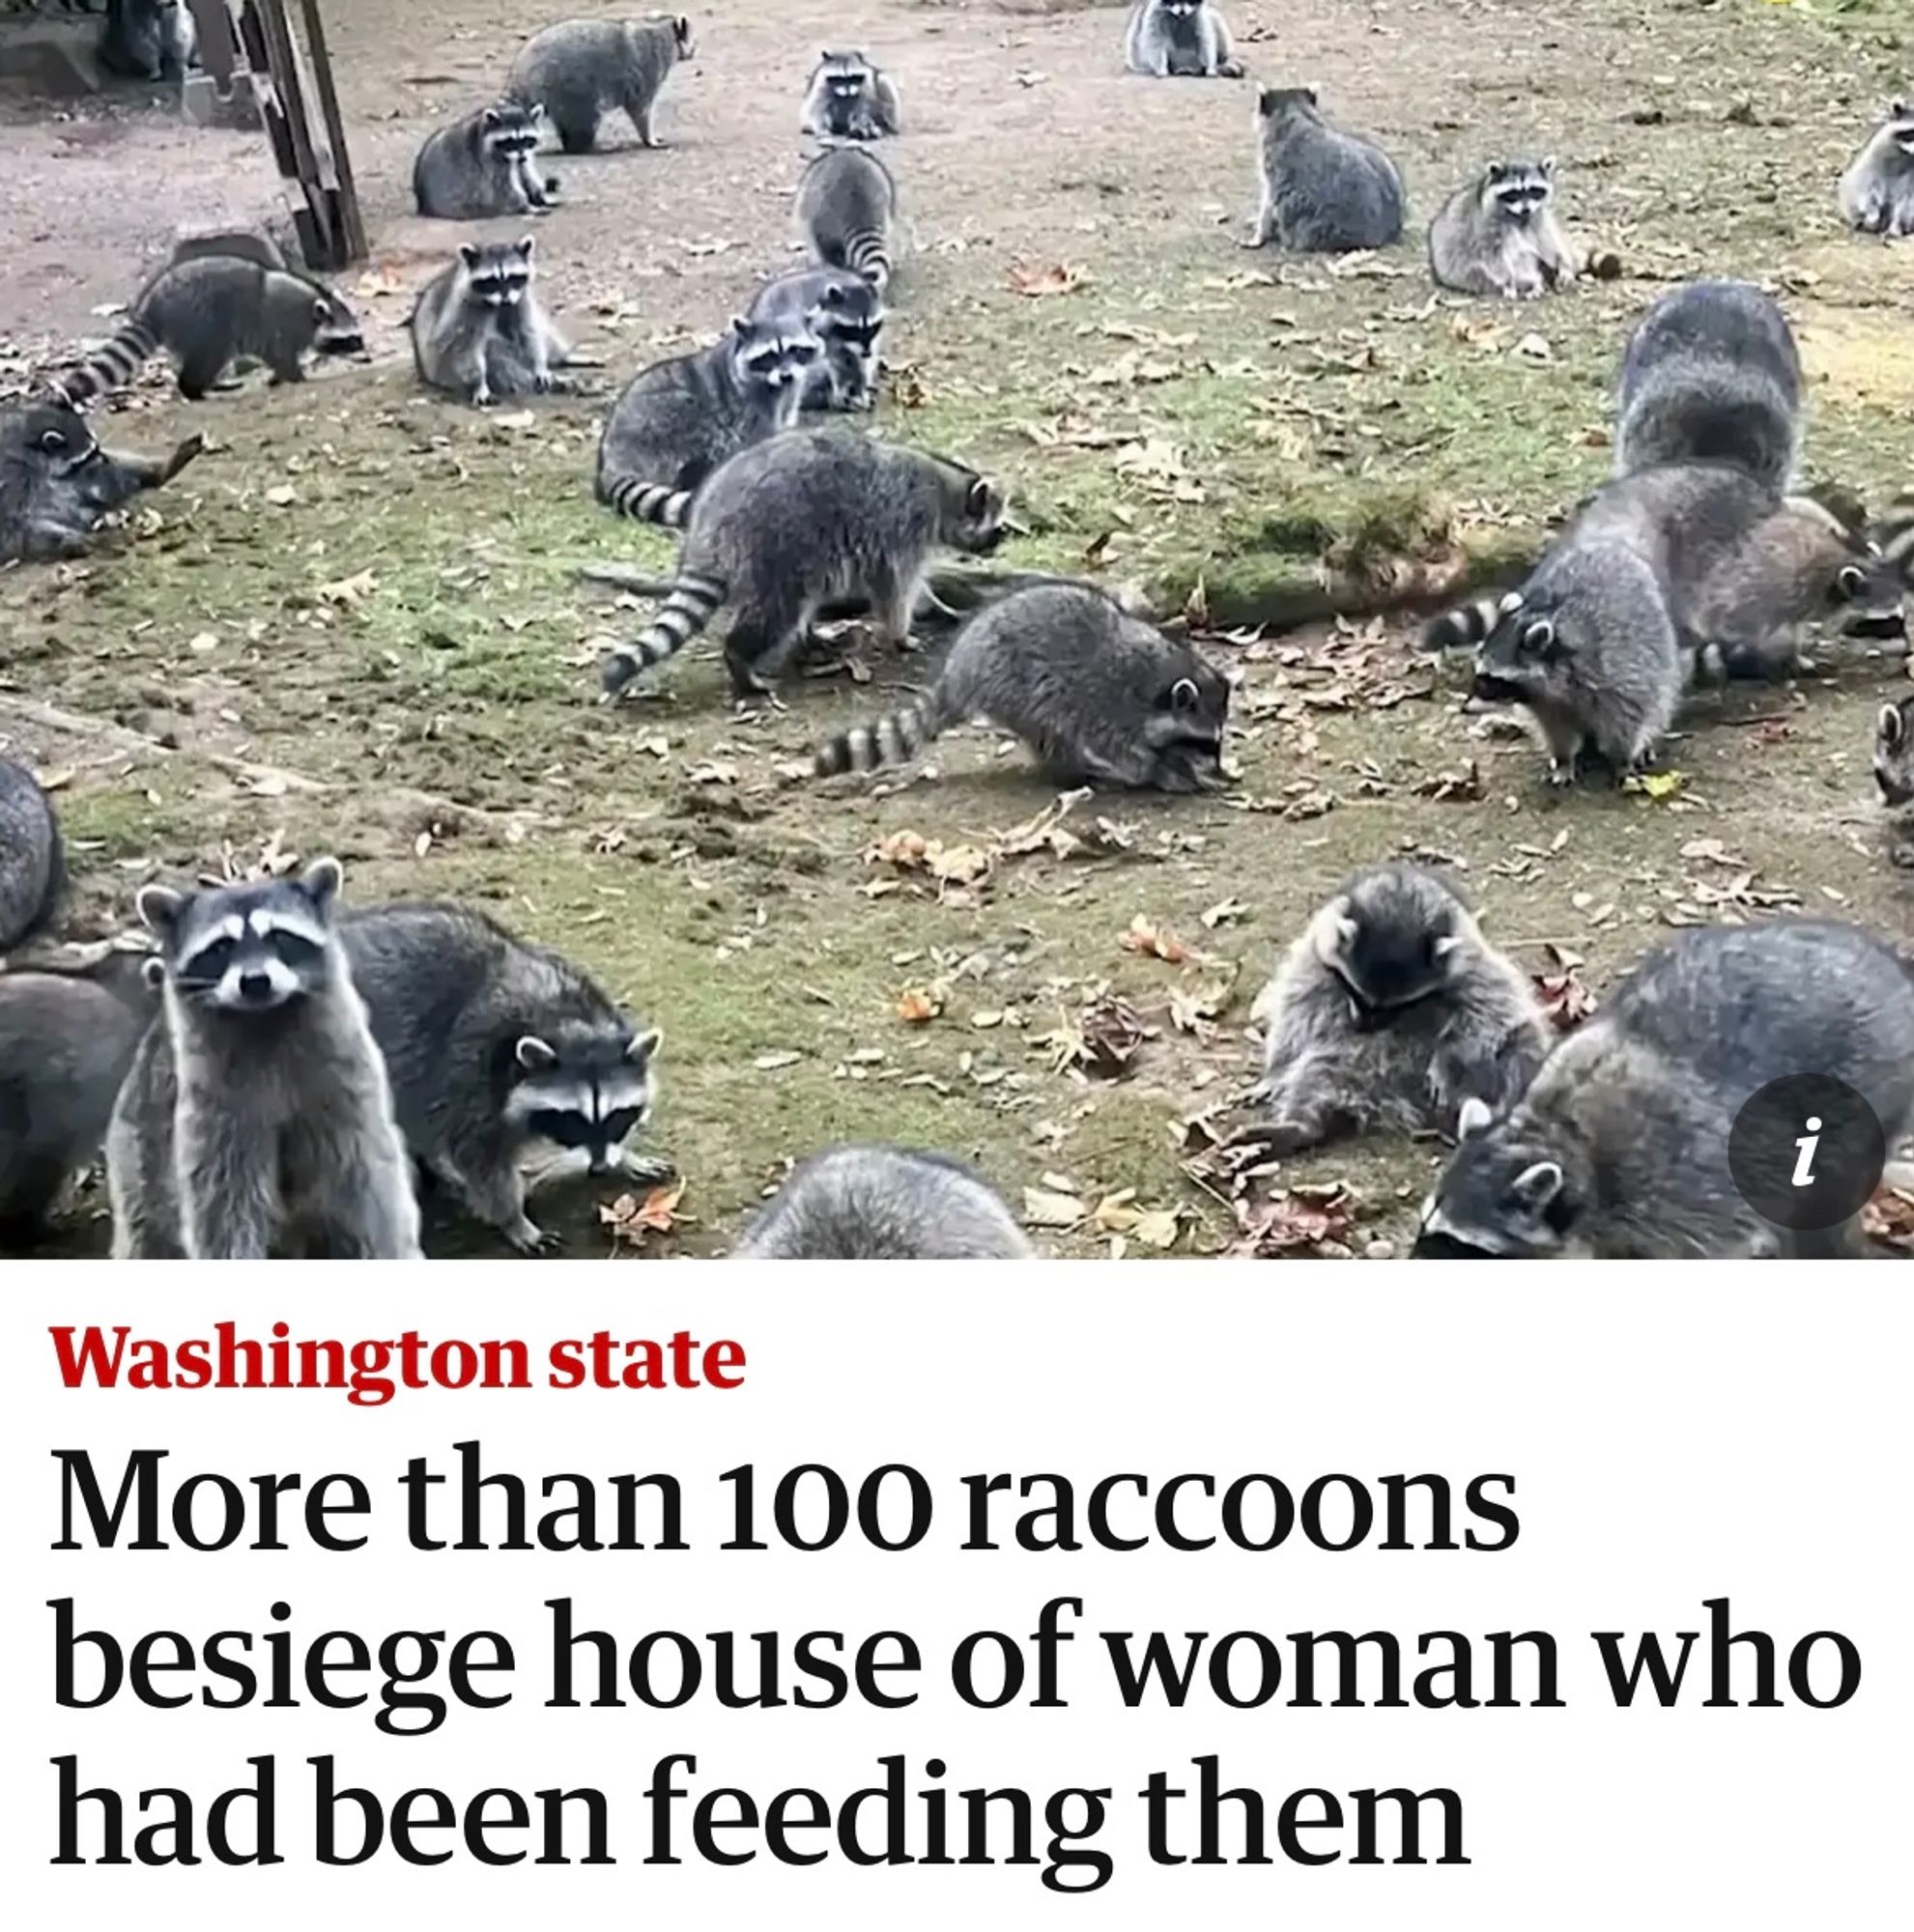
top-left (239, 971), bottom-right (273, 1003)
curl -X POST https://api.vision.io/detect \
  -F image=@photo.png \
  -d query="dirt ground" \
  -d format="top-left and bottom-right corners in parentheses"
top-left (1, 0), bottom-right (1910, 1258)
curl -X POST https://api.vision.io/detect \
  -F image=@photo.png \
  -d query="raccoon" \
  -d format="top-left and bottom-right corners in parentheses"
top-left (1878, 697), bottom-right (1914, 869)
top-left (414, 99), bottom-right (557, 220)
top-left (164, 230), bottom-right (288, 274)
top-left (506, 14), bottom-right (694, 154)
top-left (48, 256), bottom-right (362, 405)
top-left (1249, 87), bottom-right (1405, 252)
top-left (0, 755), bottom-right (64, 957)
top-left (734, 1145), bottom-right (1031, 1259)
top-left (1428, 156), bottom-right (1581, 298)
top-left (105, 859), bottom-right (421, 1261)
top-left (1839, 99), bottom-right (1914, 238)
top-left (1124, 0), bottom-right (1243, 78)
top-left (1414, 922), bottom-right (1914, 1260)
top-left (99, 0), bottom-right (193, 80)
top-left (1246, 864), bottom-right (1549, 1154)
top-left (1614, 280), bottom-right (1801, 491)
top-left (0, 399), bottom-right (186, 563)
top-left (410, 238), bottom-right (568, 407)
top-left (801, 50), bottom-right (901, 139)
top-left (599, 428), bottom-right (1009, 701)
top-left (796, 145), bottom-right (898, 292)
top-left (595, 317), bottom-right (818, 526)
top-left (338, 901), bottom-right (668, 1254)
top-left (814, 580), bottom-right (1231, 792)
top-left (747, 267), bottom-right (884, 412)
top-left (0, 952), bottom-right (154, 1240)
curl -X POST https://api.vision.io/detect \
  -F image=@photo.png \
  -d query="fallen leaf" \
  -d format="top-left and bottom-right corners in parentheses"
top-left (1862, 1187), bottom-right (1914, 1253)
top-left (1231, 1185), bottom-right (1358, 1257)
top-left (1532, 966), bottom-right (1598, 1031)
top-left (1200, 896), bottom-right (1249, 929)
top-left (753, 1050), bottom-right (803, 1071)
top-left (1628, 769), bottom-right (1688, 802)
top-left (1121, 915), bottom-right (1202, 965)
top-left (1009, 262), bottom-right (1089, 298)
top-left (897, 988), bottom-right (941, 1024)
top-left (600, 1179), bottom-right (685, 1246)
top-left (264, 485), bottom-right (298, 507)
top-left (1022, 1187), bottom-right (1087, 1230)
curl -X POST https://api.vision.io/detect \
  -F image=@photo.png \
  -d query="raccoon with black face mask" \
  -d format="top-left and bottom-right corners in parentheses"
top-left (507, 13), bottom-right (694, 154)
top-left (410, 238), bottom-right (568, 407)
top-left (46, 256), bottom-right (363, 405)
top-left (595, 317), bottom-right (819, 526)
top-left (746, 268), bottom-right (884, 412)
top-left (1877, 697), bottom-right (1914, 869)
top-left (105, 860), bottom-right (421, 1260)
top-left (801, 50), bottom-right (901, 139)
top-left (414, 99), bottom-right (557, 219)
top-left (735, 1145), bottom-right (1031, 1259)
top-left (1840, 98), bottom-right (1914, 238)
top-left (1414, 922), bottom-right (1914, 1260)
top-left (1245, 864), bottom-right (1548, 1155)
top-left (1248, 86), bottom-right (1405, 252)
top-left (0, 399), bottom-right (201, 564)
top-left (339, 901), bottom-right (668, 1254)
top-left (1125, 0), bottom-right (1242, 77)
top-left (796, 145), bottom-right (898, 292)
top-left (1429, 156), bottom-right (1581, 298)
top-left (814, 580), bottom-right (1231, 792)
top-left (599, 428), bottom-right (1009, 701)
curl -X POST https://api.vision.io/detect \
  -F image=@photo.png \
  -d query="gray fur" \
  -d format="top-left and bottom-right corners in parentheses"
top-left (49, 256), bottom-right (362, 405)
top-left (100, 0), bottom-right (193, 80)
top-left (1416, 922), bottom-right (1914, 1259)
top-left (735, 1144), bottom-right (1031, 1259)
top-left (105, 859), bottom-right (421, 1260)
top-left (1429, 156), bottom-right (1580, 298)
top-left (0, 755), bottom-right (64, 955)
top-left (801, 50), bottom-right (901, 138)
top-left (1614, 279), bottom-right (1802, 491)
top-left (1249, 864), bottom-right (1549, 1152)
top-left (507, 14), bottom-right (693, 154)
top-left (595, 317), bottom-right (818, 526)
top-left (600, 427), bottom-right (1009, 700)
top-left (166, 231), bottom-right (288, 275)
top-left (814, 579), bottom-right (1230, 791)
top-left (747, 267), bottom-right (884, 412)
top-left (410, 237), bottom-right (568, 407)
top-left (1124, 0), bottom-right (1242, 78)
top-left (1250, 87), bottom-right (1404, 252)
top-left (0, 400), bottom-right (180, 563)
top-left (0, 952), bottom-right (154, 1238)
top-left (1839, 99), bottom-right (1914, 237)
top-left (414, 99), bottom-right (557, 220)
top-left (796, 146), bottom-right (898, 292)
top-left (1878, 696), bottom-right (1914, 869)
top-left (339, 901), bottom-right (668, 1253)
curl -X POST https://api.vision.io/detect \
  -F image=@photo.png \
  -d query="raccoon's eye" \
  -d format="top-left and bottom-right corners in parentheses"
top-left (267, 928), bottom-right (323, 970)
top-left (183, 938), bottom-right (237, 982)
top-left (601, 1107), bottom-right (642, 1143)
top-left (787, 342), bottom-right (821, 364)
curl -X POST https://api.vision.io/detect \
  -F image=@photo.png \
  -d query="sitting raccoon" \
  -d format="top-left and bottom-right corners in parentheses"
top-left (0, 754), bottom-right (63, 956)
top-left (414, 99), bottom-right (557, 220)
top-left (747, 268), bottom-right (884, 412)
top-left (1878, 697), bottom-right (1914, 869)
top-left (1839, 99), bottom-right (1914, 238)
top-left (735, 1145), bottom-right (1031, 1259)
top-left (1429, 157), bottom-right (1581, 298)
top-left (410, 238), bottom-right (568, 407)
top-left (814, 580), bottom-right (1231, 792)
top-left (595, 317), bottom-right (819, 526)
top-left (1248, 865), bottom-right (1549, 1153)
top-left (100, 0), bottom-right (193, 80)
top-left (796, 145), bottom-right (898, 292)
top-left (0, 952), bottom-right (155, 1242)
top-left (507, 14), bottom-right (694, 154)
top-left (801, 50), bottom-right (901, 139)
top-left (1614, 279), bottom-right (1801, 491)
top-left (599, 428), bottom-right (1008, 700)
top-left (1415, 922), bottom-right (1914, 1260)
top-left (0, 399), bottom-right (194, 563)
top-left (1249, 87), bottom-right (1404, 252)
top-left (1124, 1), bottom-right (1243, 78)
top-left (340, 901), bottom-right (669, 1254)
top-left (48, 256), bottom-right (362, 405)
top-left (105, 859), bottom-right (421, 1260)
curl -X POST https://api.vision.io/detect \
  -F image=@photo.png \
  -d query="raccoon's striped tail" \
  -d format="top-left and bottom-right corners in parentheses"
top-left (843, 231), bottom-right (892, 293)
top-left (1421, 588), bottom-right (1523, 653)
top-left (599, 572), bottom-right (727, 699)
top-left (597, 469), bottom-right (695, 528)
top-left (814, 690), bottom-right (951, 777)
top-left (49, 317), bottom-right (162, 407)
top-left (1880, 492), bottom-right (1914, 572)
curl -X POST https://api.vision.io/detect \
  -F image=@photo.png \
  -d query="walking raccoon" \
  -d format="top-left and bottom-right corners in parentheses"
top-left (735, 1145), bottom-right (1031, 1259)
top-left (747, 267), bottom-right (884, 412)
top-left (1878, 696), bottom-right (1914, 869)
top-left (796, 146), bottom-right (897, 291)
top-left (594, 318), bottom-right (819, 526)
top-left (410, 238), bottom-right (568, 407)
top-left (414, 99), bottom-right (557, 219)
top-left (1839, 99), bottom-right (1914, 238)
top-left (1414, 922), bottom-right (1914, 1259)
top-left (599, 428), bottom-right (1009, 700)
top-left (1249, 87), bottom-right (1404, 251)
top-left (99, 0), bottom-right (193, 80)
top-left (0, 399), bottom-right (200, 563)
top-left (507, 14), bottom-right (694, 154)
top-left (801, 50), bottom-right (901, 138)
top-left (0, 754), bottom-right (63, 957)
top-left (1428, 156), bottom-right (1581, 298)
top-left (1124, 1), bottom-right (1243, 79)
top-left (814, 580), bottom-right (1231, 791)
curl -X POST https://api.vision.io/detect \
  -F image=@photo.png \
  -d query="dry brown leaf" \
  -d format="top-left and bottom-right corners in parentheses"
top-left (1121, 915), bottom-right (1201, 965)
top-left (897, 987), bottom-right (942, 1024)
top-left (1023, 1187), bottom-right (1087, 1230)
top-left (600, 1179), bottom-right (685, 1246)
top-left (1232, 1185), bottom-right (1357, 1258)
top-left (1533, 967), bottom-right (1598, 1032)
top-left (1009, 262), bottom-right (1090, 298)
top-left (1862, 1187), bottom-right (1914, 1253)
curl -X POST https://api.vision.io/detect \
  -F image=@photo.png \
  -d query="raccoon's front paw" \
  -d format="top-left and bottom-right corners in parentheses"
top-left (471, 384), bottom-right (495, 408)
top-left (1227, 1117), bottom-right (1320, 1158)
top-left (1890, 841), bottom-right (1914, 871)
top-left (504, 1214), bottom-right (558, 1255)
top-left (1546, 759), bottom-right (1577, 788)
top-left (615, 1151), bottom-right (675, 1184)
top-left (1215, 59), bottom-right (1245, 78)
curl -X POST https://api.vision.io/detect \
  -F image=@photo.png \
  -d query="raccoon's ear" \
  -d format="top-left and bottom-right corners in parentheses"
top-left (965, 476), bottom-right (992, 519)
top-left (1540, 155), bottom-right (1557, 177)
top-left (627, 1028), bottom-right (663, 1065)
top-left (729, 314), bottom-right (756, 338)
top-left (676, 14), bottom-right (690, 40)
top-left (1169, 676), bottom-right (1200, 713)
top-left (481, 107), bottom-right (500, 128)
top-left (1522, 616), bottom-right (1557, 655)
top-left (458, 242), bottom-right (481, 268)
top-left (1510, 1160), bottom-right (1564, 1211)
top-left (1332, 912), bottom-right (1358, 952)
top-left (1457, 1096), bottom-right (1494, 1141)
top-left (135, 884), bottom-right (186, 938)
top-left (1892, 99), bottom-right (1908, 118)
top-left (516, 1035), bottom-right (557, 1072)
top-left (1257, 87), bottom-right (1279, 115)
top-left (1432, 933), bottom-right (1463, 963)
top-left (528, 100), bottom-right (546, 123)
top-left (515, 235), bottom-right (535, 259)
top-left (1882, 703), bottom-right (1905, 747)
top-left (141, 955), bottom-right (167, 991)
top-left (300, 857), bottom-right (343, 917)
top-left (1836, 563), bottom-right (1868, 601)
top-left (1486, 160), bottom-right (1507, 182)
top-left (1303, 85), bottom-right (1320, 106)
